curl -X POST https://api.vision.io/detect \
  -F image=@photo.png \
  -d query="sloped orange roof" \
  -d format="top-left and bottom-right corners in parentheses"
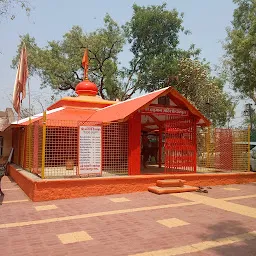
top-left (12, 86), bottom-right (210, 127)
top-left (88, 88), bottom-right (170, 123)
top-left (88, 87), bottom-right (210, 126)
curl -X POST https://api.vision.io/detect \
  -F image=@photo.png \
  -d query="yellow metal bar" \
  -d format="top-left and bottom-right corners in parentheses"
top-left (41, 111), bottom-right (46, 179)
top-left (28, 117), bottom-right (32, 172)
top-left (248, 125), bottom-right (251, 172)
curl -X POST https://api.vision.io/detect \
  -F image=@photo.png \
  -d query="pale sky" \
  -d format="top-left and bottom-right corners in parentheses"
top-left (0, 0), bottom-right (250, 126)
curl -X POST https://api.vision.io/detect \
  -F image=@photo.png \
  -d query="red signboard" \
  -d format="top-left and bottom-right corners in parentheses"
top-left (141, 106), bottom-right (189, 116)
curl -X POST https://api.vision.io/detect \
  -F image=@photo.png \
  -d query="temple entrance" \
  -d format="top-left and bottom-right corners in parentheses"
top-left (141, 131), bottom-right (163, 174)
top-left (164, 116), bottom-right (197, 173)
top-left (140, 106), bottom-right (197, 174)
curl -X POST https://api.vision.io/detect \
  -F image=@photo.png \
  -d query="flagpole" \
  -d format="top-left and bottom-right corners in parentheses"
top-left (28, 77), bottom-right (31, 117)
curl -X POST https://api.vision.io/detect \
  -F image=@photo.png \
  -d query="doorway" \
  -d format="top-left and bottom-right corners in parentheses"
top-left (141, 114), bottom-right (197, 174)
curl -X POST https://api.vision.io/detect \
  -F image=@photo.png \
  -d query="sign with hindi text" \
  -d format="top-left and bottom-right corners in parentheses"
top-left (78, 126), bottom-right (102, 175)
top-left (141, 106), bottom-right (189, 116)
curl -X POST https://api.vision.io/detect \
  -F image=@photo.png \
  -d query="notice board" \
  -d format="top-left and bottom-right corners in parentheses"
top-left (78, 126), bottom-right (102, 175)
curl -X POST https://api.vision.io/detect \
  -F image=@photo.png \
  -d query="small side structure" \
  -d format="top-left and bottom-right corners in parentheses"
top-left (0, 108), bottom-right (14, 161)
top-left (11, 79), bottom-right (210, 178)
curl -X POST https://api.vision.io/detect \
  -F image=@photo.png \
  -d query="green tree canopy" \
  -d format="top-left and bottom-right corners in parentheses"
top-left (223, 0), bottom-right (256, 103)
top-left (124, 3), bottom-right (200, 93)
top-left (171, 58), bottom-right (235, 126)
top-left (12, 3), bottom-right (234, 126)
top-left (124, 4), bottom-right (234, 126)
top-left (12, 14), bottom-right (125, 100)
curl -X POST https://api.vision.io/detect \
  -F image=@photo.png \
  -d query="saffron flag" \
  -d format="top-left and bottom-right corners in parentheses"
top-left (82, 48), bottom-right (89, 79)
top-left (13, 45), bottom-right (28, 115)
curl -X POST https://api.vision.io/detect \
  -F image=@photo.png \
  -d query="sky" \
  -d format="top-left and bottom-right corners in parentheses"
top-left (0, 0), bottom-right (250, 126)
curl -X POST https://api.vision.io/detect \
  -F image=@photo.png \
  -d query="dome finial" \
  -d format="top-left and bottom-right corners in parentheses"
top-left (75, 80), bottom-right (98, 96)
top-left (82, 48), bottom-right (89, 80)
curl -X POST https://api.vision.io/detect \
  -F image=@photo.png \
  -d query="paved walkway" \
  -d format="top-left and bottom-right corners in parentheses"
top-left (0, 176), bottom-right (256, 256)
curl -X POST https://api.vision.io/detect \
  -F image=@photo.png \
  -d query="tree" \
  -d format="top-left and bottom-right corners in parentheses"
top-left (20, 105), bottom-right (35, 119)
top-left (12, 14), bottom-right (126, 100)
top-left (223, 0), bottom-right (256, 103)
top-left (0, 0), bottom-right (31, 20)
top-left (123, 3), bottom-right (200, 93)
top-left (12, 4), bottom-right (234, 125)
top-left (13, 5), bottom-right (198, 100)
top-left (124, 4), bottom-right (234, 126)
top-left (171, 58), bottom-right (235, 126)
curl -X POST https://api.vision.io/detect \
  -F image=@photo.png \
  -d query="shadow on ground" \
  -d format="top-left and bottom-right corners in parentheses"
top-left (197, 220), bottom-right (256, 256)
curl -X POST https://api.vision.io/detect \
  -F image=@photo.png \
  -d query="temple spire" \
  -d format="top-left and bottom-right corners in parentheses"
top-left (82, 48), bottom-right (89, 80)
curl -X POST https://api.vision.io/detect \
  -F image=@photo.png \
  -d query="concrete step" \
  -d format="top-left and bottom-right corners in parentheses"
top-left (156, 179), bottom-right (186, 188)
top-left (148, 185), bottom-right (198, 195)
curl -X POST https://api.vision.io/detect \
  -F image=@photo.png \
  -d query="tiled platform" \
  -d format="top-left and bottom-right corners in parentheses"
top-left (0, 176), bottom-right (256, 255)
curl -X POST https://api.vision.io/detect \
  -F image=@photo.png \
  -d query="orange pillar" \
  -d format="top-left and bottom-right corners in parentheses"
top-left (128, 112), bottom-right (141, 175)
top-left (158, 130), bottom-right (162, 168)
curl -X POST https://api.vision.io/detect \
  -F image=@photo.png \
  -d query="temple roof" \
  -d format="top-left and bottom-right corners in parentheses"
top-left (86, 87), bottom-right (210, 126)
top-left (13, 86), bottom-right (210, 127)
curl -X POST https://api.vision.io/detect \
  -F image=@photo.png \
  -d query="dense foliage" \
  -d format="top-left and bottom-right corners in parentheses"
top-left (12, 3), bottom-right (235, 125)
top-left (223, 0), bottom-right (256, 103)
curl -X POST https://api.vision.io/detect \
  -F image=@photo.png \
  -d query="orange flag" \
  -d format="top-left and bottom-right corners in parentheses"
top-left (82, 48), bottom-right (89, 80)
top-left (13, 45), bottom-right (28, 116)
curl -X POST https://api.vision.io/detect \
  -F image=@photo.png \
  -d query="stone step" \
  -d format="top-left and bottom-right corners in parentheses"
top-left (156, 179), bottom-right (186, 188)
top-left (148, 185), bottom-right (198, 195)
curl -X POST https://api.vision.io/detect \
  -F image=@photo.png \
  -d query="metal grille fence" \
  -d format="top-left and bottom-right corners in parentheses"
top-left (78, 121), bottom-right (129, 177)
top-left (33, 120), bottom-right (43, 175)
top-left (197, 127), bottom-right (250, 173)
top-left (12, 120), bottom-right (43, 176)
top-left (22, 120), bottom-right (43, 175)
top-left (43, 120), bottom-right (78, 178)
top-left (102, 122), bottom-right (129, 176)
top-left (164, 116), bottom-right (197, 173)
top-left (14, 110), bottom-right (250, 178)
top-left (25, 121), bottom-right (33, 171)
top-left (19, 127), bottom-right (26, 168)
top-left (24, 117), bottom-right (129, 178)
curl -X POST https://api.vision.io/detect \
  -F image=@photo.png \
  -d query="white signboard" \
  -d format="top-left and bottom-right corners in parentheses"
top-left (79, 126), bottom-right (102, 175)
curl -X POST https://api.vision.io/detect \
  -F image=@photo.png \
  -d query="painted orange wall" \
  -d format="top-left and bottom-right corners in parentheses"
top-left (8, 165), bottom-right (35, 199)
top-left (9, 164), bottom-right (256, 202)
